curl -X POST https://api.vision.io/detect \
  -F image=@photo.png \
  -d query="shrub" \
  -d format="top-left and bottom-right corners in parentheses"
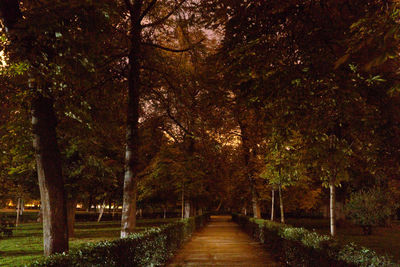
top-left (0, 214), bottom-right (14, 238)
top-left (345, 187), bottom-right (398, 235)
top-left (30, 214), bottom-right (209, 267)
top-left (232, 213), bottom-right (397, 267)
top-left (0, 212), bottom-right (38, 223)
top-left (74, 212), bottom-right (181, 221)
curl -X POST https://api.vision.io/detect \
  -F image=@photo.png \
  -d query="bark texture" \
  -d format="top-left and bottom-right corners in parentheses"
top-left (238, 119), bottom-right (261, 219)
top-left (251, 186), bottom-right (261, 219)
top-left (32, 95), bottom-right (68, 255)
top-left (329, 182), bottom-right (336, 237)
top-left (15, 197), bottom-right (21, 226)
top-left (184, 202), bottom-right (191, 218)
top-left (97, 200), bottom-right (106, 223)
top-left (121, 1), bottom-right (143, 238)
top-left (270, 189), bottom-right (275, 221)
top-left (181, 183), bottom-right (185, 219)
top-left (67, 198), bottom-right (77, 237)
top-left (278, 185), bottom-right (284, 224)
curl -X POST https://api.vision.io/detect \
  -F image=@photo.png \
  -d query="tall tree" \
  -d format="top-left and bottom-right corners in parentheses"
top-left (1, 0), bottom-right (116, 253)
top-left (120, 0), bottom-right (193, 237)
top-left (0, 0), bottom-right (68, 255)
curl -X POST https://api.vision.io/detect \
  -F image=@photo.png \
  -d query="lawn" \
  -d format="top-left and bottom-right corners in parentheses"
top-left (0, 218), bottom-right (178, 267)
top-left (286, 218), bottom-right (400, 263)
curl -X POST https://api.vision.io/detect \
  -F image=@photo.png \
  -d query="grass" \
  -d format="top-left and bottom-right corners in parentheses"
top-left (0, 218), bottom-right (178, 267)
top-left (286, 218), bottom-right (400, 263)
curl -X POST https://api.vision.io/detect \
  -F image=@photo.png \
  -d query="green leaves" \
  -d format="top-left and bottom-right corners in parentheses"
top-left (261, 130), bottom-right (305, 188)
top-left (233, 214), bottom-right (397, 266)
top-left (30, 214), bottom-right (209, 267)
top-left (2, 61), bottom-right (29, 76)
top-left (345, 187), bottom-right (398, 228)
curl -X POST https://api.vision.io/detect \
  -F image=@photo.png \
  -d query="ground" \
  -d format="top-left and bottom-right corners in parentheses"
top-left (286, 218), bottom-right (400, 262)
top-left (0, 218), bottom-right (177, 267)
top-left (168, 215), bottom-right (280, 267)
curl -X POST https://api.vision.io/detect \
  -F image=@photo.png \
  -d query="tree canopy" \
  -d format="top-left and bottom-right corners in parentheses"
top-left (1, 0), bottom-right (400, 255)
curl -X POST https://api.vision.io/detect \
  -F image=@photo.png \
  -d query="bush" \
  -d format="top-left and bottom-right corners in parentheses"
top-left (0, 212), bottom-right (38, 223)
top-left (345, 187), bottom-right (397, 235)
top-left (30, 214), bottom-right (209, 267)
top-left (232, 213), bottom-right (397, 267)
top-left (0, 214), bottom-right (14, 237)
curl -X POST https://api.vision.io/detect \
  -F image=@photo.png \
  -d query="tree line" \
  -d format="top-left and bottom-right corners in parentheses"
top-left (1, 0), bottom-right (400, 257)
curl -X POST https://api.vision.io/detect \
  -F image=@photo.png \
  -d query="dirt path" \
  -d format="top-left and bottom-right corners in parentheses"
top-left (168, 215), bottom-right (281, 267)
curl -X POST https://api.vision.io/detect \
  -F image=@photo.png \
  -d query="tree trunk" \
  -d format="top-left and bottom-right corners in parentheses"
top-left (184, 201), bottom-right (190, 218)
top-left (108, 199), bottom-right (112, 213)
top-left (163, 206), bottom-right (167, 219)
top-left (20, 199), bottom-right (24, 215)
top-left (15, 197), bottom-right (21, 226)
top-left (190, 201), bottom-right (196, 217)
top-left (67, 198), bottom-right (77, 238)
top-left (330, 181), bottom-right (336, 237)
top-left (271, 189), bottom-right (275, 221)
top-left (181, 182), bottom-right (185, 219)
top-left (37, 206), bottom-right (43, 223)
top-left (97, 200), bottom-right (105, 223)
top-left (32, 95), bottom-right (68, 255)
top-left (279, 184), bottom-right (284, 224)
top-left (238, 118), bottom-right (260, 219)
top-left (112, 203), bottom-right (117, 219)
top-left (87, 194), bottom-right (92, 212)
top-left (251, 186), bottom-right (261, 219)
top-left (121, 4), bottom-right (143, 238)
top-left (215, 199), bottom-right (222, 212)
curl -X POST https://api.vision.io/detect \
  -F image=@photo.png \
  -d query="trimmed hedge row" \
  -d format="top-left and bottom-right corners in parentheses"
top-left (232, 214), bottom-right (397, 267)
top-left (0, 212), bottom-right (38, 223)
top-left (0, 212), bottom-right (182, 223)
top-left (30, 214), bottom-right (209, 267)
top-left (0, 214), bottom-right (14, 237)
top-left (74, 212), bottom-right (181, 221)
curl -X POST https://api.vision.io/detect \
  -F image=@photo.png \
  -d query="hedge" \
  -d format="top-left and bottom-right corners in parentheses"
top-left (29, 214), bottom-right (209, 267)
top-left (74, 212), bottom-right (181, 221)
top-left (232, 213), bottom-right (397, 267)
top-left (0, 212), bottom-right (38, 223)
top-left (0, 214), bottom-right (14, 237)
top-left (0, 211), bottom-right (183, 223)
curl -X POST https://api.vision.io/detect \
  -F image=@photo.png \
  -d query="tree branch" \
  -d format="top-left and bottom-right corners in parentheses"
top-left (141, 0), bottom-right (186, 28)
top-left (161, 126), bottom-right (179, 143)
top-left (123, 0), bottom-right (133, 13)
top-left (0, 0), bottom-right (22, 31)
top-left (144, 66), bottom-right (194, 136)
top-left (149, 87), bottom-right (192, 136)
top-left (166, 108), bottom-right (193, 136)
top-left (142, 38), bottom-right (204, 53)
top-left (139, 0), bottom-right (157, 23)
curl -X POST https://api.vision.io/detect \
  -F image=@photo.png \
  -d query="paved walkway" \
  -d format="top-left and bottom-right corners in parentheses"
top-left (168, 215), bottom-right (280, 267)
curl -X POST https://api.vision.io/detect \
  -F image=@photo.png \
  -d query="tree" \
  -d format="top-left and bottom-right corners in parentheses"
top-left (1, 0), bottom-right (117, 254)
top-left (345, 187), bottom-right (398, 235)
top-left (0, 1), bottom-right (68, 255)
top-left (261, 130), bottom-right (305, 223)
top-left (214, 0), bottom-right (396, 236)
top-left (119, 0), bottom-right (196, 237)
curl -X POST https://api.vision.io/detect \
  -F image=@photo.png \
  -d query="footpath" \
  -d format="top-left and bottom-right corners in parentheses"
top-left (168, 215), bottom-right (280, 267)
